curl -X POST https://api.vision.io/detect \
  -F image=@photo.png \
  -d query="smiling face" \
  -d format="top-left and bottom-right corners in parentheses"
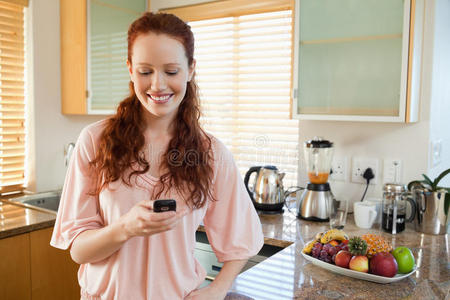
top-left (127, 32), bottom-right (195, 123)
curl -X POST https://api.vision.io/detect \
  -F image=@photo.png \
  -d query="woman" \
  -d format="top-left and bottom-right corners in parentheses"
top-left (51, 12), bottom-right (264, 300)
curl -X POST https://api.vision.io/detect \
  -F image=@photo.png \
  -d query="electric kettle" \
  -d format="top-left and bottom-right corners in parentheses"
top-left (244, 165), bottom-right (299, 212)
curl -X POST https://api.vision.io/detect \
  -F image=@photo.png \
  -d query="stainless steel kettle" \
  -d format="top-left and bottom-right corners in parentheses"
top-left (244, 165), bottom-right (292, 211)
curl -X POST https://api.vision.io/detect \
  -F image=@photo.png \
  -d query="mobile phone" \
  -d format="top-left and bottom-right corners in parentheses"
top-left (153, 199), bottom-right (176, 212)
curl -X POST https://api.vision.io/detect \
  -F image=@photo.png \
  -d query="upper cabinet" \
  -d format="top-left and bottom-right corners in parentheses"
top-left (60, 0), bottom-right (147, 115)
top-left (292, 0), bottom-right (424, 122)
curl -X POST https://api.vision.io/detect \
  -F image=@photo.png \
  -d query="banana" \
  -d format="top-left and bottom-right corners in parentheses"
top-left (314, 231), bottom-right (324, 242)
top-left (320, 229), bottom-right (349, 244)
top-left (302, 240), bottom-right (317, 254)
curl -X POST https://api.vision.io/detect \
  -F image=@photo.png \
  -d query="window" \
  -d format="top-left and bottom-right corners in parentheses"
top-left (163, 1), bottom-right (299, 186)
top-left (0, 0), bottom-right (28, 194)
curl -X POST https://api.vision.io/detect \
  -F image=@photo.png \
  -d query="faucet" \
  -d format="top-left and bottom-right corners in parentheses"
top-left (64, 143), bottom-right (75, 167)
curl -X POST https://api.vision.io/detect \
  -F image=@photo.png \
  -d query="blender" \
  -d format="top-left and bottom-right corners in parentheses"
top-left (297, 137), bottom-right (335, 221)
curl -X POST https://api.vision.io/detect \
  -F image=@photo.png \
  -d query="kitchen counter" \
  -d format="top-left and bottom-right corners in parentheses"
top-left (228, 209), bottom-right (450, 300)
top-left (2, 200), bottom-right (449, 299)
top-left (0, 200), bottom-right (56, 239)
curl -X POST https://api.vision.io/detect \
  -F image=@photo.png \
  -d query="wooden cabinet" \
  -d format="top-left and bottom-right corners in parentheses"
top-left (60, 0), bottom-right (148, 115)
top-left (292, 0), bottom-right (424, 122)
top-left (30, 228), bottom-right (80, 300)
top-left (0, 228), bottom-right (79, 300)
top-left (0, 233), bottom-right (31, 300)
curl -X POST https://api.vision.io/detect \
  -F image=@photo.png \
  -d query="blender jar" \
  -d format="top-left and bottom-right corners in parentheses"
top-left (304, 138), bottom-right (334, 184)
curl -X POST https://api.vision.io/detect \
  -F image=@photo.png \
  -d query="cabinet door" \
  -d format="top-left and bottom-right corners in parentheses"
top-left (60, 0), bottom-right (148, 115)
top-left (87, 0), bottom-right (147, 113)
top-left (0, 233), bottom-right (31, 300)
top-left (292, 0), bottom-right (422, 122)
top-left (30, 228), bottom-right (80, 300)
top-left (60, 0), bottom-right (87, 114)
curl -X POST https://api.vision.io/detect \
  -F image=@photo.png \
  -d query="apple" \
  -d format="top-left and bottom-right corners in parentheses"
top-left (369, 252), bottom-right (398, 277)
top-left (349, 255), bottom-right (369, 273)
top-left (392, 247), bottom-right (415, 274)
top-left (335, 250), bottom-right (352, 268)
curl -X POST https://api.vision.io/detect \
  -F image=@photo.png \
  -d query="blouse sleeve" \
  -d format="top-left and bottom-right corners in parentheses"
top-left (50, 126), bottom-right (104, 250)
top-left (203, 138), bottom-right (264, 262)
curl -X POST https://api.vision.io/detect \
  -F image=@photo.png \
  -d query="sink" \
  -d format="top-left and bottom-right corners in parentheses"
top-left (10, 190), bottom-right (61, 213)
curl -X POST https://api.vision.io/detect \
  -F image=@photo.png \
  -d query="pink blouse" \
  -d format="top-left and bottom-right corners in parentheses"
top-left (50, 120), bottom-right (264, 300)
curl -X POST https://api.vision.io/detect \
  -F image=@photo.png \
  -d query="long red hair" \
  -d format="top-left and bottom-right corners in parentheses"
top-left (90, 12), bottom-right (215, 208)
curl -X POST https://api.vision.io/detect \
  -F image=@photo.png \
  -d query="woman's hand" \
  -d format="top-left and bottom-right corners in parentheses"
top-left (185, 285), bottom-right (227, 300)
top-left (118, 199), bottom-right (188, 239)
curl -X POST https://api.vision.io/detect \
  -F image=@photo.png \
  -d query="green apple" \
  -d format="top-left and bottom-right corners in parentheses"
top-left (392, 247), bottom-right (415, 274)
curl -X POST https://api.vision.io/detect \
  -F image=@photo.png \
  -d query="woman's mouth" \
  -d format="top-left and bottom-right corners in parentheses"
top-left (147, 93), bottom-right (172, 104)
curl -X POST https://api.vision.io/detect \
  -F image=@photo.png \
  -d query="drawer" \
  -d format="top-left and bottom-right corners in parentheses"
top-left (194, 247), bottom-right (223, 277)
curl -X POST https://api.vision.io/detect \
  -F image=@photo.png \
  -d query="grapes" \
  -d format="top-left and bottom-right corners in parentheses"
top-left (341, 244), bottom-right (349, 251)
top-left (335, 245), bottom-right (342, 252)
top-left (322, 244), bottom-right (331, 253)
top-left (327, 246), bottom-right (337, 256)
top-left (313, 242), bottom-right (323, 250)
top-left (312, 247), bottom-right (321, 258)
top-left (332, 254), bottom-right (336, 263)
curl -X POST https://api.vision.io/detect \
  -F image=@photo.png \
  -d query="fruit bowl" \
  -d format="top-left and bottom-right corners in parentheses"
top-left (301, 250), bottom-right (417, 284)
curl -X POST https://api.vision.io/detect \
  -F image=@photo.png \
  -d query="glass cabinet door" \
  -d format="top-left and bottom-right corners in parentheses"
top-left (293, 0), bottom-right (415, 122)
top-left (88, 0), bottom-right (146, 113)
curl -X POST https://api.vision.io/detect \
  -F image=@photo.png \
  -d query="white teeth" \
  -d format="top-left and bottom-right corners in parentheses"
top-left (149, 94), bottom-right (170, 101)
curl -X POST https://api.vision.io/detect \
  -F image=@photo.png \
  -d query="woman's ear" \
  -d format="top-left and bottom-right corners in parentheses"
top-left (188, 59), bottom-right (196, 82)
top-left (127, 59), bottom-right (134, 82)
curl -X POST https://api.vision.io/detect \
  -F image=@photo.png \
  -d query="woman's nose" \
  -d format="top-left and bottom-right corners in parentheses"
top-left (151, 72), bottom-right (166, 90)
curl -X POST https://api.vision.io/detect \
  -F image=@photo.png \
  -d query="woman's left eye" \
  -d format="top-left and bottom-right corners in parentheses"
top-left (166, 70), bottom-right (178, 75)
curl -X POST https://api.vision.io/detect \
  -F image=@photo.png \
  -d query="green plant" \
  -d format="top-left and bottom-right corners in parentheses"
top-left (408, 168), bottom-right (450, 216)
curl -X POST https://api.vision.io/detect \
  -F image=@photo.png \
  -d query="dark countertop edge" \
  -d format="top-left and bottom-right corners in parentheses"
top-left (0, 219), bottom-right (55, 239)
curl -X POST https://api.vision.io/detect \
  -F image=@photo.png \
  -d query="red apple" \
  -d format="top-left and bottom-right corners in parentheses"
top-left (335, 250), bottom-right (352, 268)
top-left (369, 252), bottom-right (398, 277)
top-left (349, 255), bottom-right (369, 273)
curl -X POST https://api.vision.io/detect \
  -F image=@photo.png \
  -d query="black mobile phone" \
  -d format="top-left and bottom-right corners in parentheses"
top-left (153, 199), bottom-right (176, 212)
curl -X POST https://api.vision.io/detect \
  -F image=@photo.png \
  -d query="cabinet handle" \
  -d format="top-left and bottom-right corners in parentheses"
top-left (212, 265), bottom-right (222, 272)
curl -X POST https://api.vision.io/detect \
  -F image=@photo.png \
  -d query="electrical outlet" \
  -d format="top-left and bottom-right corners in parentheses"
top-left (431, 139), bottom-right (442, 167)
top-left (331, 157), bottom-right (347, 181)
top-left (383, 159), bottom-right (402, 184)
top-left (351, 157), bottom-right (379, 185)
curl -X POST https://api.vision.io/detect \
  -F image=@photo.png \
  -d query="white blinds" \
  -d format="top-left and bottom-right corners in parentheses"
top-left (0, 0), bottom-right (26, 193)
top-left (190, 10), bottom-right (299, 186)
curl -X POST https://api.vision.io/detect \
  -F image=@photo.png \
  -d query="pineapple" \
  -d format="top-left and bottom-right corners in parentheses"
top-left (361, 234), bottom-right (393, 258)
top-left (348, 236), bottom-right (368, 256)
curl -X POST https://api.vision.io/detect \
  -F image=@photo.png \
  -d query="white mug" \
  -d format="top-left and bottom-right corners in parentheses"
top-left (354, 202), bottom-right (378, 229)
top-left (365, 197), bottom-right (382, 225)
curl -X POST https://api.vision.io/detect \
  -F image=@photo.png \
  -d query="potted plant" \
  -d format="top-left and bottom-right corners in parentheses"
top-left (408, 168), bottom-right (450, 235)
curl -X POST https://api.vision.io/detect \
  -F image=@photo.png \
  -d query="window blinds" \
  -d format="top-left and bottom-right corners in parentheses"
top-left (0, 0), bottom-right (26, 193)
top-left (190, 10), bottom-right (299, 187)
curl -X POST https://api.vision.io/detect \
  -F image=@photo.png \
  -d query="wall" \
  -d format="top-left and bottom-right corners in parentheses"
top-left (427, 0), bottom-right (450, 187)
top-left (29, 0), bottom-right (448, 196)
top-left (28, 0), bottom-right (103, 192)
top-left (150, 0), bottom-right (449, 205)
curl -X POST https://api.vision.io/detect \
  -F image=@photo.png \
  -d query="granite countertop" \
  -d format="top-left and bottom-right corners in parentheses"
top-left (2, 199), bottom-right (449, 299)
top-left (0, 200), bottom-right (56, 239)
top-left (228, 209), bottom-right (450, 300)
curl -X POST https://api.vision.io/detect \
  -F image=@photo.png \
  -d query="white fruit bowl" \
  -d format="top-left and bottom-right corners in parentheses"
top-left (301, 251), bottom-right (417, 284)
